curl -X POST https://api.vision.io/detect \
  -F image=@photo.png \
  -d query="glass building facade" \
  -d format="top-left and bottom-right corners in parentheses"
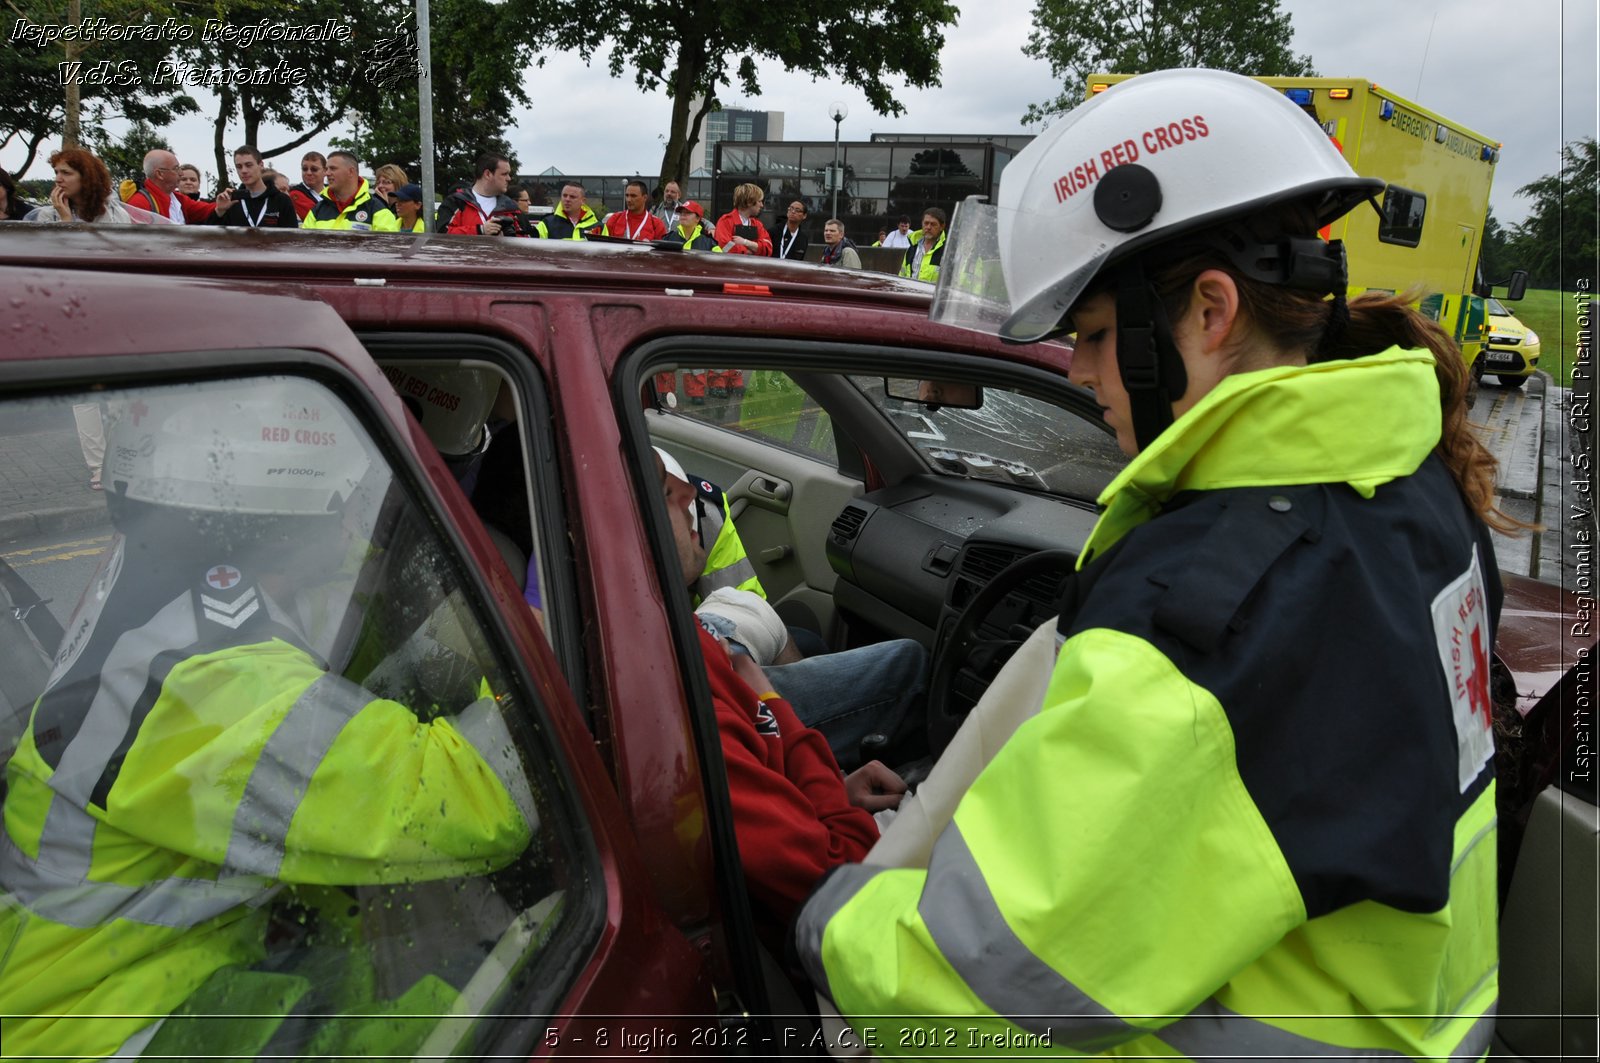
top-left (711, 138), bottom-right (1020, 246)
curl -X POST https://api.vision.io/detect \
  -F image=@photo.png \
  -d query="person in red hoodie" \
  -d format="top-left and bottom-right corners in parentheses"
top-left (124, 149), bottom-right (218, 225)
top-left (713, 182), bottom-right (773, 255)
top-left (598, 179), bottom-right (668, 241)
top-left (656, 451), bottom-right (903, 919)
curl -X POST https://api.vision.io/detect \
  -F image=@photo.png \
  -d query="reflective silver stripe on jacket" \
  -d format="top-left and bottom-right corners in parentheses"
top-left (454, 696), bottom-right (541, 832)
top-left (0, 799), bottom-right (274, 930)
top-left (918, 824), bottom-right (1142, 1046)
top-left (220, 673), bottom-right (368, 877)
top-left (799, 821), bottom-right (1498, 1058)
top-left (48, 592), bottom-right (196, 805)
top-left (1158, 998), bottom-right (1497, 1061)
top-left (795, 861), bottom-right (886, 1001)
top-left (698, 557), bottom-right (757, 595)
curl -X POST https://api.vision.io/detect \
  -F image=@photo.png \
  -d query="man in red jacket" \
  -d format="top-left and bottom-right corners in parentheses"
top-left (597, 179), bottom-right (667, 241)
top-left (657, 452), bottom-right (904, 919)
top-left (125, 149), bottom-right (217, 225)
top-left (435, 152), bottom-right (521, 236)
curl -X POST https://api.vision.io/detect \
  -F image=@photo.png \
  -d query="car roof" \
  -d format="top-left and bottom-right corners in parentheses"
top-left (0, 224), bottom-right (935, 305)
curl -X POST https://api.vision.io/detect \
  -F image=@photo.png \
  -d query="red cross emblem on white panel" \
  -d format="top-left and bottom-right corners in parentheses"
top-left (205, 565), bottom-right (242, 590)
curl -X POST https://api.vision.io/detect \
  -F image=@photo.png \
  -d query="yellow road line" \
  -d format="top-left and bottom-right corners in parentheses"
top-left (1, 534), bottom-right (112, 560)
top-left (8, 545), bottom-right (107, 568)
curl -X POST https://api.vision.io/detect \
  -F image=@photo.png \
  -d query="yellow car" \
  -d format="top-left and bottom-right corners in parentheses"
top-left (1481, 297), bottom-right (1542, 388)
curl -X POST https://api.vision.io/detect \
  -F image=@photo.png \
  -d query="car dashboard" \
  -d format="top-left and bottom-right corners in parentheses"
top-left (827, 474), bottom-right (1101, 649)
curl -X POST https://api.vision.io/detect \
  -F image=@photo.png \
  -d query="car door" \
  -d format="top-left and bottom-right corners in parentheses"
top-left (0, 267), bottom-right (722, 1058)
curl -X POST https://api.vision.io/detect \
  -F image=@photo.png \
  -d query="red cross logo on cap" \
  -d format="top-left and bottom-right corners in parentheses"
top-left (205, 565), bottom-right (242, 590)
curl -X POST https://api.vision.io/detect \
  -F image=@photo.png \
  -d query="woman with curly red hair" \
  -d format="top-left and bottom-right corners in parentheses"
top-left (27, 148), bottom-right (130, 224)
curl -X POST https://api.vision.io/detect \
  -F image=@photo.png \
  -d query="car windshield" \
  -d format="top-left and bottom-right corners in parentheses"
top-left (851, 376), bottom-right (1126, 500)
top-left (1487, 297), bottom-right (1510, 317)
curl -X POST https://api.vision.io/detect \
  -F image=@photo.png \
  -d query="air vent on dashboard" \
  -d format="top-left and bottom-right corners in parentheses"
top-left (831, 504), bottom-right (870, 542)
top-left (957, 543), bottom-right (1029, 584)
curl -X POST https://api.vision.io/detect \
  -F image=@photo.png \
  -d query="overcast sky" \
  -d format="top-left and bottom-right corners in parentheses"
top-left (4, 0), bottom-right (1595, 225)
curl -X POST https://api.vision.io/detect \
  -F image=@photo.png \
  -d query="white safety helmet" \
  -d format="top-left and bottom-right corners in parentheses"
top-left (931, 68), bottom-right (1383, 343)
top-left (383, 365), bottom-right (501, 457)
top-left (104, 377), bottom-right (374, 517)
top-left (653, 445), bottom-right (700, 536)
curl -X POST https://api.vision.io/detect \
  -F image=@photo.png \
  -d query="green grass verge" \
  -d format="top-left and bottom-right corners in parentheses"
top-left (1501, 288), bottom-right (1592, 389)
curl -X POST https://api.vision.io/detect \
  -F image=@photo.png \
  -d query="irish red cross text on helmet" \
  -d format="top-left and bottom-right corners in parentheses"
top-left (932, 68), bottom-right (1383, 342)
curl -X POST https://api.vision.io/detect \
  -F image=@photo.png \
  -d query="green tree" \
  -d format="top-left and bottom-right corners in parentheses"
top-left (86, 120), bottom-right (171, 183)
top-left (1022, 0), bottom-right (1315, 124)
top-left (1508, 137), bottom-right (1598, 289)
top-left (528, 0), bottom-right (959, 195)
top-left (1477, 208), bottom-right (1512, 291)
top-left (1, 2), bottom-right (200, 174)
top-left (332, 0), bottom-right (541, 191)
top-left (174, 0), bottom-right (383, 184)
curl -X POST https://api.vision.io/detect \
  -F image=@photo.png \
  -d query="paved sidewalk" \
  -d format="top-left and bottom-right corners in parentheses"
top-left (1476, 374), bottom-right (1588, 593)
top-left (0, 415), bottom-right (107, 545)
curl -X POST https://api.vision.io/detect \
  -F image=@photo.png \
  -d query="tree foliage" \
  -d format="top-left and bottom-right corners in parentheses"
top-left (1022, 0), bottom-right (1315, 124)
top-left (1507, 138), bottom-right (1598, 290)
top-left (333, 0), bottom-right (542, 191)
top-left (528, 0), bottom-right (959, 194)
top-left (1, 1), bottom-right (200, 174)
top-left (87, 120), bottom-right (173, 183)
top-left (1478, 208), bottom-right (1512, 291)
top-left (173, 0), bottom-right (382, 184)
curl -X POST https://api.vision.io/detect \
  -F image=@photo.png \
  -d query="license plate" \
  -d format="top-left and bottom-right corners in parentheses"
top-left (1485, 351), bottom-right (1516, 365)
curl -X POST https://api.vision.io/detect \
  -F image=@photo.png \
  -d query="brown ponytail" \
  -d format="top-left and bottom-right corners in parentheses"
top-left (1327, 289), bottom-right (1526, 533)
top-left (1142, 207), bottom-right (1528, 535)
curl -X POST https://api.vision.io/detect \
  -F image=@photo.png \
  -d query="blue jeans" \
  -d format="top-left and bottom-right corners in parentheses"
top-left (767, 640), bottom-right (927, 770)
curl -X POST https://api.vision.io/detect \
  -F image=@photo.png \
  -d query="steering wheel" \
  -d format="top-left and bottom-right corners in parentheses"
top-left (926, 549), bottom-right (1077, 756)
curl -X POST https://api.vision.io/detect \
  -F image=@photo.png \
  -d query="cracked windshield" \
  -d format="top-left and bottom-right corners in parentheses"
top-left (854, 376), bottom-right (1126, 500)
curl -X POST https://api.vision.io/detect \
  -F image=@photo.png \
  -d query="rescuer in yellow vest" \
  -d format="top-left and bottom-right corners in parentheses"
top-left (0, 379), bottom-right (534, 1058)
top-left (797, 69), bottom-right (1506, 1059)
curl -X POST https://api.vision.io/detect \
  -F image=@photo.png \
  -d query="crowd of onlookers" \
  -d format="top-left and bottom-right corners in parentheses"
top-left (0, 144), bottom-right (951, 280)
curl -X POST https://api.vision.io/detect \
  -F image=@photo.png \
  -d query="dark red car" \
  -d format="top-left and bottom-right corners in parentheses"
top-left (0, 226), bottom-right (1591, 1059)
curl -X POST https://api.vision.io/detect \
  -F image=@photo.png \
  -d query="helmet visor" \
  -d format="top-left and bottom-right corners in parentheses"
top-left (929, 195), bottom-right (1114, 343)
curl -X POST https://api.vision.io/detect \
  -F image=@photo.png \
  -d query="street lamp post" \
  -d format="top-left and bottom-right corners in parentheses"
top-left (828, 102), bottom-right (848, 222)
top-left (417, 0), bottom-right (436, 223)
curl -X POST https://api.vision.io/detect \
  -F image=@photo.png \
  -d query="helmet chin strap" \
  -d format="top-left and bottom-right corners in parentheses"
top-left (1114, 261), bottom-right (1188, 452)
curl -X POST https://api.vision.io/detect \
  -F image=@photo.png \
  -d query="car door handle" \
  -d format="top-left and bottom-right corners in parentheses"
top-left (748, 476), bottom-right (791, 503)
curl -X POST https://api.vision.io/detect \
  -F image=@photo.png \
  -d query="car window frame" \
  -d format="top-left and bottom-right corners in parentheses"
top-left (356, 332), bottom-right (588, 708)
top-left (0, 346), bottom-right (609, 1054)
top-left (627, 335), bottom-right (1118, 502)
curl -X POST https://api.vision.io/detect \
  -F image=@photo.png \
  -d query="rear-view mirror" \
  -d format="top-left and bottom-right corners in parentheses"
top-left (884, 378), bottom-right (984, 410)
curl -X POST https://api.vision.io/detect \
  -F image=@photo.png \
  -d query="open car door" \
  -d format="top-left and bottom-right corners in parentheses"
top-left (0, 267), bottom-right (722, 1058)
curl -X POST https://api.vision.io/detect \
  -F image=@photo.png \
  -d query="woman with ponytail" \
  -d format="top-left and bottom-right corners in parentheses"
top-left (800, 70), bottom-right (1508, 1060)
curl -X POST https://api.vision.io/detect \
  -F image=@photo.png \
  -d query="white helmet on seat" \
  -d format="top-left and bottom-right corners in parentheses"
top-left (382, 365), bottom-right (501, 457)
top-left (932, 69), bottom-right (1383, 343)
top-left (104, 376), bottom-right (374, 517)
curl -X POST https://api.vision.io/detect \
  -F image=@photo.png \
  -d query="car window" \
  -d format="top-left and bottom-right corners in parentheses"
top-left (373, 357), bottom-right (558, 642)
top-left (655, 367), bottom-right (838, 465)
top-left (0, 375), bottom-right (595, 1060)
top-left (1486, 297), bottom-right (1509, 317)
top-left (854, 376), bottom-right (1126, 500)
